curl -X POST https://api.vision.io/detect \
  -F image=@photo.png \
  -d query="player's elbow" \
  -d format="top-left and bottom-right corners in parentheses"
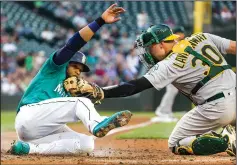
top-left (226, 41), bottom-right (236, 55)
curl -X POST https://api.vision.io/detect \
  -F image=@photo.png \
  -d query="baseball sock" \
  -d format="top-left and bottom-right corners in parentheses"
top-left (178, 136), bottom-right (196, 147)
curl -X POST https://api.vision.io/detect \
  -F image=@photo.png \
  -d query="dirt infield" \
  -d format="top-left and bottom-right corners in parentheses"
top-left (1, 117), bottom-right (236, 165)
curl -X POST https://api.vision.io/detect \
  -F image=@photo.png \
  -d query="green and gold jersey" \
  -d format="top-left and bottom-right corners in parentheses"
top-left (144, 33), bottom-right (235, 105)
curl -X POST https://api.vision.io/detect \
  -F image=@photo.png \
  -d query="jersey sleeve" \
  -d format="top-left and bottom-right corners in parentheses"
top-left (204, 33), bottom-right (231, 55)
top-left (39, 51), bottom-right (69, 76)
top-left (143, 56), bottom-right (181, 90)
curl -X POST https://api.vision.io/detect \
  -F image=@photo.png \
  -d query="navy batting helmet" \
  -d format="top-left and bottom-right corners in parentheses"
top-left (69, 51), bottom-right (90, 72)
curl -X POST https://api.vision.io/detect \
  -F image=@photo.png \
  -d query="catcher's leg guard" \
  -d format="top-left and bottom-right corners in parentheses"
top-left (192, 133), bottom-right (229, 155)
top-left (173, 132), bottom-right (229, 155)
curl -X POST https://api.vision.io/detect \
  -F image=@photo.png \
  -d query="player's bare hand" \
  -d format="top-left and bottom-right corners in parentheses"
top-left (101, 3), bottom-right (126, 24)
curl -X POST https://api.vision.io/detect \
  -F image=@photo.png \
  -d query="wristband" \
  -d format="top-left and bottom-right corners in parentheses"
top-left (88, 17), bottom-right (105, 33)
top-left (95, 17), bottom-right (105, 27)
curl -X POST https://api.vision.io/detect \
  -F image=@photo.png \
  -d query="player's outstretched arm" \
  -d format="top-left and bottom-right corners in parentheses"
top-left (53, 3), bottom-right (125, 65)
top-left (103, 77), bottom-right (153, 98)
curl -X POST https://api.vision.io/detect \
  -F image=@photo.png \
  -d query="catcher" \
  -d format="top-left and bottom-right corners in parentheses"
top-left (10, 4), bottom-right (132, 155)
top-left (151, 26), bottom-right (186, 123)
top-left (102, 24), bottom-right (236, 156)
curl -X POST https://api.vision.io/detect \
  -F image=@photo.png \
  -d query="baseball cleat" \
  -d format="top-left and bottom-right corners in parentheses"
top-left (8, 140), bottom-right (30, 155)
top-left (93, 110), bottom-right (132, 137)
top-left (175, 146), bottom-right (193, 155)
top-left (222, 125), bottom-right (236, 156)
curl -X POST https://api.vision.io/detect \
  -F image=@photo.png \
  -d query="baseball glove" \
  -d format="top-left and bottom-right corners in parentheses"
top-left (63, 76), bottom-right (104, 104)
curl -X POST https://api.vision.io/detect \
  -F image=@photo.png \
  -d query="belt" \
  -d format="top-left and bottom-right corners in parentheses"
top-left (206, 92), bottom-right (225, 103)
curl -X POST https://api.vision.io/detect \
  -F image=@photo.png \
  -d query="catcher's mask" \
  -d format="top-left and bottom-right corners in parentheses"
top-left (69, 51), bottom-right (90, 72)
top-left (135, 24), bottom-right (180, 69)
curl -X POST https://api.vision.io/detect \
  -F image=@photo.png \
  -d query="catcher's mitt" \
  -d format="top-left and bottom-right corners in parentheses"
top-left (64, 76), bottom-right (104, 104)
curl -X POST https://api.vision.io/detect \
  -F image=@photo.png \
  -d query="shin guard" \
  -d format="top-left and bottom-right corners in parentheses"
top-left (192, 134), bottom-right (229, 155)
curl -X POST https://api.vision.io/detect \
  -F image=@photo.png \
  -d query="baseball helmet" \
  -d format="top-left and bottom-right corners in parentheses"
top-left (69, 51), bottom-right (90, 72)
top-left (135, 24), bottom-right (180, 69)
top-left (139, 24), bottom-right (180, 47)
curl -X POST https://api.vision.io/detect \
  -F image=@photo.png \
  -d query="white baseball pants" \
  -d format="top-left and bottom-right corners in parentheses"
top-left (15, 97), bottom-right (106, 155)
top-left (168, 87), bottom-right (236, 148)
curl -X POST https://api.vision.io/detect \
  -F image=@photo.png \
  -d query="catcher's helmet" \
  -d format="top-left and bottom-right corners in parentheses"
top-left (69, 51), bottom-right (90, 72)
top-left (135, 24), bottom-right (180, 69)
top-left (139, 24), bottom-right (180, 47)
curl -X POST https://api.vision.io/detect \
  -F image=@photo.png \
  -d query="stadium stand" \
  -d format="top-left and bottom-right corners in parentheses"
top-left (22, 1), bottom-right (191, 34)
top-left (1, 1), bottom-right (235, 96)
top-left (212, 1), bottom-right (236, 25)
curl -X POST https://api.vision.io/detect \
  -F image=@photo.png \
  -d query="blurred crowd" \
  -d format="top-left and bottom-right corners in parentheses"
top-left (34, 1), bottom-right (90, 29)
top-left (1, 22), bottom-right (47, 95)
top-left (1, 2), bottom-right (141, 96)
top-left (212, 2), bottom-right (236, 24)
top-left (1, 1), bottom-right (236, 96)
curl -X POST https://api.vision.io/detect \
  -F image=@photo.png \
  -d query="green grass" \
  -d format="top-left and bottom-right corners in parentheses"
top-left (116, 122), bottom-right (177, 139)
top-left (100, 111), bottom-right (185, 118)
top-left (99, 111), bottom-right (156, 118)
top-left (116, 112), bottom-right (185, 139)
top-left (1, 111), bottom-right (17, 131)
